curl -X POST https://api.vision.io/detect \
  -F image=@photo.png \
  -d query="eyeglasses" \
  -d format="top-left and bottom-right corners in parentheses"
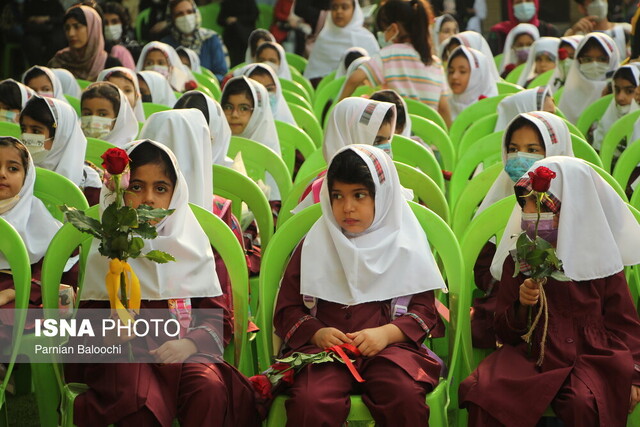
top-left (577, 56), bottom-right (609, 64)
top-left (222, 103), bottom-right (254, 116)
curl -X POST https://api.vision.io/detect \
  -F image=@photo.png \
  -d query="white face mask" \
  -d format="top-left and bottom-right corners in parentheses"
top-left (39, 91), bottom-right (54, 98)
top-left (21, 133), bottom-right (50, 164)
top-left (0, 195), bottom-right (20, 215)
top-left (513, 2), bottom-right (536, 22)
top-left (104, 24), bottom-right (123, 41)
top-left (587, 0), bottom-right (608, 21)
top-left (615, 102), bottom-right (631, 115)
top-left (579, 61), bottom-right (609, 80)
top-left (175, 13), bottom-right (197, 34)
top-left (377, 27), bottom-right (398, 48)
top-left (0, 109), bottom-right (18, 123)
top-left (146, 64), bottom-right (170, 78)
top-left (81, 115), bottom-right (115, 139)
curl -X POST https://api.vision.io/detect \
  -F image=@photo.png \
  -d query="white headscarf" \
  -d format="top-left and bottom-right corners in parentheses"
top-left (29, 96), bottom-right (86, 186)
top-left (336, 55), bottom-right (370, 99)
top-left (432, 14), bottom-right (457, 60)
top-left (0, 79), bottom-right (35, 109)
top-left (322, 97), bottom-right (396, 162)
top-left (516, 37), bottom-right (560, 87)
top-left (0, 139), bottom-right (61, 269)
top-left (335, 47), bottom-right (369, 77)
top-left (300, 144), bottom-right (446, 305)
top-left (371, 89), bottom-right (412, 137)
top-left (478, 111), bottom-right (574, 216)
top-left (98, 67), bottom-right (146, 122)
top-left (593, 65), bottom-right (640, 151)
top-left (139, 110), bottom-right (213, 208)
top-left (244, 29), bottom-right (276, 63)
top-left (22, 66), bottom-right (68, 103)
top-left (176, 46), bottom-right (202, 73)
top-left (495, 86), bottom-right (553, 131)
top-left (82, 140), bottom-right (222, 301)
top-left (136, 41), bottom-right (194, 92)
top-left (448, 46), bottom-right (499, 120)
top-left (499, 23), bottom-right (540, 74)
top-left (242, 63), bottom-right (295, 125)
top-left (137, 70), bottom-right (178, 107)
top-left (256, 42), bottom-right (292, 80)
top-left (558, 32), bottom-right (619, 124)
top-left (83, 83), bottom-right (138, 147)
top-left (175, 90), bottom-right (232, 166)
top-left (490, 156), bottom-right (640, 282)
top-left (52, 68), bottom-right (82, 99)
top-left (449, 31), bottom-right (500, 80)
top-left (303, 1), bottom-right (380, 80)
top-left (550, 35), bottom-right (584, 92)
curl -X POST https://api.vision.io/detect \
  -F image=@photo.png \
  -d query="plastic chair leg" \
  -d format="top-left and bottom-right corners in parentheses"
top-left (30, 363), bottom-right (60, 427)
top-left (60, 383), bottom-right (88, 427)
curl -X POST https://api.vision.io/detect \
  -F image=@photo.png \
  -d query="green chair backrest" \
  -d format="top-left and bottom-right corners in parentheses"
top-left (142, 102), bottom-right (170, 119)
top-left (505, 63), bottom-right (525, 84)
top-left (553, 86), bottom-right (564, 104)
top-left (285, 52), bottom-right (308, 74)
top-left (613, 138), bottom-right (640, 191)
top-left (315, 71), bottom-right (336, 96)
top-left (85, 137), bottom-right (116, 167)
top-left (213, 164), bottom-right (274, 249)
top-left (280, 78), bottom-right (311, 103)
top-left (76, 79), bottom-right (91, 90)
top-left (458, 114), bottom-right (498, 157)
top-left (282, 89), bottom-right (313, 112)
top-left (449, 94), bottom-right (508, 148)
top-left (576, 94), bottom-right (612, 138)
top-left (410, 115), bottom-right (456, 171)
top-left (563, 116), bottom-right (585, 139)
top-left (295, 149), bottom-right (326, 184)
top-left (289, 67), bottom-right (314, 100)
top-left (526, 69), bottom-right (554, 88)
top-left (34, 167), bottom-right (89, 221)
top-left (193, 71), bottom-right (221, 100)
top-left (198, 2), bottom-right (223, 34)
top-left (404, 97), bottom-right (448, 131)
top-left (451, 162), bottom-right (503, 239)
top-left (571, 133), bottom-right (602, 167)
top-left (277, 167), bottom-right (325, 229)
top-left (392, 134), bottom-right (446, 191)
top-left (275, 120), bottom-right (317, 177)
top-left (599, 110), bottom-right (640, 172)
top-left (496, 81), bottom-right (523, 94)
top-left (493, 53), bottom-right (503, 70)
top-left (134, 7), bottom-right (150, 42)
top-left (289, 103), bottom-right (323, 148)
top-left (64, 95), bottom-right (81, 116)
top-left (257, 4), bottom-right (274, 32)
top-left (200, 66), bottom-right (216, 79)
top-left (352, 85), bottom-right (377, 97)
top-left (228, 136), bottom-right (292, 201)
top-left (0, 121), bottom-right (21, 138)
top-left (395, 162), bottom-right (449, 223)
top-left (312, 76), bottom-right (346, 125)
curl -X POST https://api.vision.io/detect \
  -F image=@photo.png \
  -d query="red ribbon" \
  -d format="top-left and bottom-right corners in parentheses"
top-left (327, 343), bottom-right (365, 383)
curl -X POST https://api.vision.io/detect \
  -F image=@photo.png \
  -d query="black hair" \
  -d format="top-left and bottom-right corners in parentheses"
top-left (174, 91), bottom-right (210, 123)
top-left (448, 46), bottom-right (468, 66)
top-left (613, 67), bottom-right (638, 86)
top-left (20, 97), bottom-right (56, 138)
top-left (82, 82), bottom-right (121, 114)
top-left (23, 68), bottom-right (50, 88)
top-left (327, 149), bottom-right (376, 198)
top-left (344, 50), bottom-right (365, 70)
top-left (128, 140), bottom-right (178, 186)
top-left (370, 90), bottom-right (405, 132)
top-left (106, 70), bottom-right (136, 87)
top-left (0, 80), bottom-right (23, 110)
top-left (102, 1), bottom-right (131, 30)
top-left (221, 78), bottom-right (253, 106)
top-left (248, 30), bottom-right (275, 58)
top-left (64, 6), bottom-right (88, 25)
top-left (176, 48), bottom-right (190, 66)
top-left (248, 65), bottom-right (273, 80)
top-left (381, 107), bottom-right (394, 127)
top-left (504, 116), bottom-right (544, 151)
top-left (376, 0), bottom-right (432, 65)
top-left (578, 37), bottom-right (608, 59)
top-left (169, 0), bottom-right (194, 15)
top-left (0, 137), bottom-right (29, 175)
top-left (255, 42), bottom-right (281, 62)
top-left (440, 14), bottom-right (457, 29)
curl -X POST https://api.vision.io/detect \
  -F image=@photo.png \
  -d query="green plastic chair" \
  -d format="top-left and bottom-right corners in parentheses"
top-left (458, 114), bottom-right (498, 157)
top-left (289, 103), bottom-right (323, 148)
top-left (289, 68), bottom-right (314, 99)
top-left (200, 66), bottom-right (216, 79)
top-left (449, 94), bottom-right (508, 149)
top-left (64, 95), bottom-right (81, 116)
top-left (526, 69), bottom-right (554, 88)
top-left (257, 4), bottom-right (274, 32)
top-left (571, 134), bottom-right (603, 167)
top-left (395, 162), bottom-right (449, 223)
top-left (85, 137), bottom-right (116, 167)
top-left (392, 134), bottom-right (446, 191)
top-left (277, 167), bottom-right (325, 228)
top-left (315, 71), bottom-right (336, 96)
top-left (193, 71), bottom-right (221, 100)
top-left (0, 218), bottom-right (31, 427)
top-left (410, 115), bottom-right (456, 171)
top-left (493, 54), bottom-right (503, 70)
top-left (134, 8), bottom-right (150, 42)
top-left (285, 52), bottom-right (308, 74)
top-left (76, 79), bottom-right (91, 90)
top-left (198, 2), bottom-right (223, 35)
top-left (553, 86), bottom-right (564, 104)
top-left (612, 138), bottom-right (640, 190)
top-left (576, 94), bottom-right (612, 138)
top-left (228, 136), bottom-right (292, 201)
top-left (0, 121), bottom-right (21, 138)
top-left (34, 168), bottom-right (89, 221)
top-left (599, 110), bottom-right (640, 172)
top-left (312, 76), bottom-right (346, 124)
top-left (404, 97), bottom-right (448, 131)
top-left (280, 78), bottom-right (311, 104)
top-left (496, 81), bottom-right (523, 94)
top-left (505, 63), bottom-right (525, 84)
top-left (294, 150), bottom-right (326, 185)
top-left (275, 120), bottom-right (316, 177)
top-left (283, 89), bottom-right (313, 112)
top-left (142, 102), bottom-right (170, 119)
top-left (256, 201), bottom-right (470, 427)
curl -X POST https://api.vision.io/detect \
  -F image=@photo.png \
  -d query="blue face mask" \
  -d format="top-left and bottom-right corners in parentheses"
top-left (504, 151), bottom-right (544, 182)
top-left (268, 93), bottom-right (278, 112)
top-left (375, 143), bottom-right (392, 157)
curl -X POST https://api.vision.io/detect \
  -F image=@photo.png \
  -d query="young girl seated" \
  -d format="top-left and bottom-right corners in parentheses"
top-left (494, 86), bottom-right (556, 131)
top-left (245, 29), bottom-right (276, 63)
top-left (558, 32), bottom-right (619, 124)
top-left (551, 35), bottom-right (584, 92)
top-left (254, 41), bottom-right (292, 80)
top-left (242, 63), bottom-right (295, 125)
top-left (98, 67), bottom-right (146, 122)
top-left (447, 46), bottom-right (499, 120)
top-left (460, 155), bottom-right (640, 426)
top-left (275, 144), bottom-right (446, 425)
top-left (303, 0), bottom-right (379, 85)
top-left (516, 37), bottom-right (560, 88)
top-left (19, 96), bottom-right (101, 204)
top-left (499, 23), bottom-right (540, 76)
top-left (137, 70), bottom-right (178, 107)
top-left (22, 66), bottom-right (68, 102)
top-left (432, 14), bottom-right (459, 59)
top-left (136, 41), bottom-right (195, 92)
top-left (81, 82), bottom-right (138, 146)
top-left (442, 31), bottom-right (500, 80)
top-left (67, 140), bottom-right (259, 427)
top-left (0, 79), bottom-right (34, 124)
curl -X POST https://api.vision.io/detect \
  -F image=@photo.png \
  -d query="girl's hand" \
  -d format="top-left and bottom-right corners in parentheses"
top-left (519, 279), bottom-right (540, 306)
top-left (630, 385), bottom-right (640, 413)
top-left (103, 311), bottom-right (138, 346)
top-left (310, 327), bottom-right (350, 349)
top-left (347, 324), bottom-right (405, 357)
top-left (149, 339), bottom-right (197, 364)
top-left (0, 289), bottom-right (15, 307)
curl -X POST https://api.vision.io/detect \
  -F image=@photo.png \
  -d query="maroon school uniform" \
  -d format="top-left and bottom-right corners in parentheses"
top-left (273, 244), bottom-right (443, 426)
top-left (471, 242), bottom-right (499, 349)
top-left (460, 257), bottom-right (640, 426)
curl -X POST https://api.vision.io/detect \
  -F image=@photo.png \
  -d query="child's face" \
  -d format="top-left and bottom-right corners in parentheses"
top-left (108, 76), bottom-right (138, 108)
top-left (20, 116), bottom-right (53, 150)
top-left (373, 121), bottom-right (393, 152)
top-left (138, 77), bottom-right (151, 97)
top-left (223, 93), bottom-right (254, 135)
top-left (0, 146), bottom-right (26, 201)
top-left (578, 45), bottom-right (608, 64)
top-left (144, 50), bottom-right (170, 68)
top-left (249, 73), bottom-right (277, 94)
top-left (27, 75), bottom-right (54, 97)
top-left (560, 43), bottom-right (576, 59)
top-left (330, 180), bottom-right (375, 234)
top-left (330, 0), bottom-right (354, 28)
top-left (103, 13), bottom-right (121, 26)
top-left (82, 97), bottom-right (117, 121)
top-left (613, 77), bottom-right (636, 107)
top-left (534, 53), bottom-right (556, 75)
top-left (438, 21), bottom-right (457, 44)
top-left (257, 47), bottom-right (280, 67)
top-left (447, 55), bottom-right (470, 95)
top-left (543, 95), bottom-right (556, 114)
top-left (64, 17), bottom-right (88, 50)
top-left (178, 53), bottom-right (191, 68)
top-left (443, 40), bottom-right (460, 61)
top-left (513, 34), bottom-right (535, 49)
top-left (508, 125), bottom-right (545, 155)
top-left (124, 163), bottom-right (175, 210)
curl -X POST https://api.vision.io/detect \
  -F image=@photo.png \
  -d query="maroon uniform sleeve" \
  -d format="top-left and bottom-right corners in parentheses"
top-left (474, 242), bottom-right (498, 294)
top-left (494, 257), bottom-right (530, 345)
top-left (391, 290), bottom-right (442, 345)
top-left (186, 295), bottom-right (231, 355)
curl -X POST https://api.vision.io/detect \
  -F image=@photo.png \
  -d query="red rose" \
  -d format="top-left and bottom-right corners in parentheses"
top-left (558, 48), bottom-right (569, 61)
top-left (249, 374), bottom-right (273, 400)
top-left (271, 363), bottom-right (289, 372)
top-left (184, 80), bottom-right (198, 91)
top-left (478, 95), bottom-right (487, 100)
top-left (528, 166), bottom-right (556, 193)
top-left (281, 369), bottom-right (294, 385)
top-left (504, 63), bottom-right (516, 74)
top-left (101, 148), bottom-right (130, 175)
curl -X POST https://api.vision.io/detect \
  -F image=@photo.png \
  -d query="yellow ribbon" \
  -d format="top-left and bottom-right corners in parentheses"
top-left (105, 259), bottom-right (142, 323)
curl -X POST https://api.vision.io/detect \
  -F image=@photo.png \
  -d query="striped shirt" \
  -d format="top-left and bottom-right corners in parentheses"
top-left (359, 43), bottom-right (449, 110)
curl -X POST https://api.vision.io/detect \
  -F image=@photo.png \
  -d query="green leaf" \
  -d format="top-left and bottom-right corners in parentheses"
top-left (117, 206), bottom-right (139, 228)
top-left (550, 270), bottom-right (571, 281)
top-left (534, 236), bottom-right (552, 250)
top-left (129, 237), bottom-right (144, 258)
top-left (111, 235), bottom-right (129, 253)
top-left (101, 203), bottom-right (119, 232)
top-left (143, 250), bottom-right (175, 263)
top-left (133, 222), bottom-right (158, 239)
top-left (60, 206), bottom-right (103, 239)
top-left (136, 205), bottom-right (175, 222)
